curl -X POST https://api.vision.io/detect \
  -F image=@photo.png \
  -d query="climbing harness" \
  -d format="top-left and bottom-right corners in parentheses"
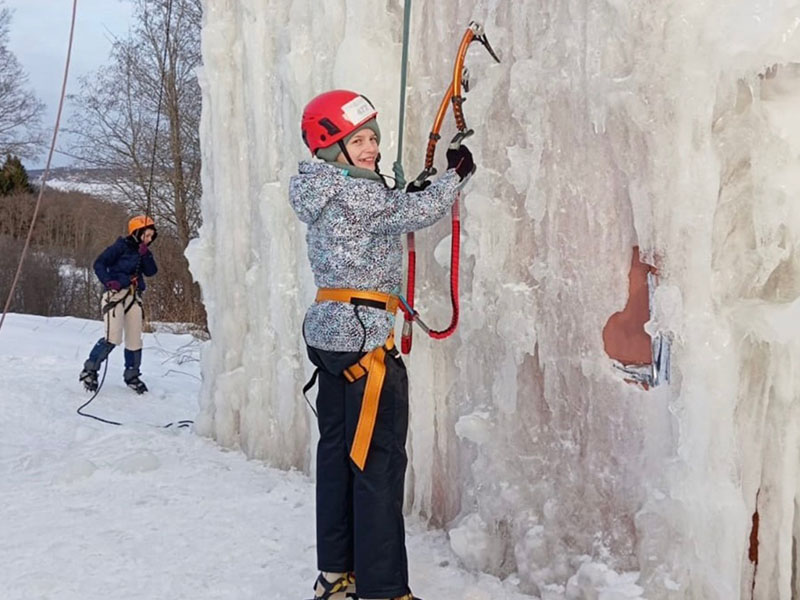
top-left (398, 21), bottom-right (500, 354)
top-left (311, 288), bottom-right (401, 470)
top-left (101, 286), bottom-right (142, 317)
top-left (342, 335), bottom-right (397, 471)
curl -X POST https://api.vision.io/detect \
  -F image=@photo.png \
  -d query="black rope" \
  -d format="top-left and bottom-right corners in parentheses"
top-left (144, 0), bottom-right (175, 220)
top-left (302, 368), bottom-right (320, 418)
top-left (354, 305), bottom-right (368, 353)
top-left (77, 348), bottom-right (119, 425)
top-left (77, 293), bottom-right (121, 425)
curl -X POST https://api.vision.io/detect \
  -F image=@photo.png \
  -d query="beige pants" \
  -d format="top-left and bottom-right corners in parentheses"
top-left (101, 288), bottom-right (143, 350)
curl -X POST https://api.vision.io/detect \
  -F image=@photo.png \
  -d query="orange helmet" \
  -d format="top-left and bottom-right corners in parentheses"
top-left (128, 215), bottom-right (155, 236)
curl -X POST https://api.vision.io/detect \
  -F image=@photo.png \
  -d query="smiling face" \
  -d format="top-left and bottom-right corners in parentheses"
top-left (338, 127), bottom-right (379, 170)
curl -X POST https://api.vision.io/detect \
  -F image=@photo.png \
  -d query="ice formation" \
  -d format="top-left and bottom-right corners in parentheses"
top-left (187, 2), bottom-right (800, 597)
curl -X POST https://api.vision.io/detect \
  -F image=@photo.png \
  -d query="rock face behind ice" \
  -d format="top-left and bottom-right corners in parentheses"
top-left (193, 1), bottom-right (800, 597)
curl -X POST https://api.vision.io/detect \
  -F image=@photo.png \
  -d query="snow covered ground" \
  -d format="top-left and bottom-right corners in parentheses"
top-left (1, 313), bottom-right (643, 600)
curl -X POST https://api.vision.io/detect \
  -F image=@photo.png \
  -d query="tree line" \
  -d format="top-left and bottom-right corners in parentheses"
top-left (0, 0), bottom-right (205, 328)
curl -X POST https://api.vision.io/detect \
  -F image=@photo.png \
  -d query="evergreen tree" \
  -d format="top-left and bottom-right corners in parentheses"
top-left (0, 154), bottom-right (34, 195)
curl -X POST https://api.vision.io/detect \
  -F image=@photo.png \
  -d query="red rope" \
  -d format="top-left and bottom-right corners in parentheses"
top-left (429, 195), bottom-right (460, 339)
top-left (400, 25), bottom-right (479, 354)
top-left (401, 233), bottom-right (416, 354)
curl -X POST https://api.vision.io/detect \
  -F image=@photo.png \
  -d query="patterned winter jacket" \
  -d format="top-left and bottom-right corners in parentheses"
top-left (93, 236), bottom-right (158, 292)
top-left (289, 160), bottom-right (462, 352)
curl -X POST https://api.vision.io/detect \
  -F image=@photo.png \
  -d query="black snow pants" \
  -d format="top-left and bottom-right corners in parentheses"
top-left (306, 344), bottom-right (411, 600)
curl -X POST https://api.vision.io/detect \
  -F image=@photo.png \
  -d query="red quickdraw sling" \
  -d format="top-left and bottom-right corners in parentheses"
top-left (400, 21), bottom-right (500, 354)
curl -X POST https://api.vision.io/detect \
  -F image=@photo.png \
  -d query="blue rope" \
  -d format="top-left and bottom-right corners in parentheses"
top-left (392, 0), bottom-right (412, 190)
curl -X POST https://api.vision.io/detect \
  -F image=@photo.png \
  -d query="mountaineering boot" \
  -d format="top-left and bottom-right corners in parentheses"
top-left (124, 370), bottom-right (148, 394)
top-left (79, 367), bottom-right (99, 392)
top-left (307, 572), bottom-right (356, 600)
top-left (124, 348), bottom-right (147, 394)
top-left (353, 595), bottom-right (419, 600)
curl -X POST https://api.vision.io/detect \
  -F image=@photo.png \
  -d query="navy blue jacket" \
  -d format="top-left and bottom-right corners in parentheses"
top-left (93, 236), bottom-right (158, 292)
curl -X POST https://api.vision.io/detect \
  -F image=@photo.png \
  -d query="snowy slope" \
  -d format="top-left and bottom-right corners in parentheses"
top-left (30, 168), bottom-right (129, 203)
top-left (0, 313), bottom-right (638, 600)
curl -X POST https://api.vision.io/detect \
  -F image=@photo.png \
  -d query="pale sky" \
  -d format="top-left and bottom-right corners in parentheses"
top-left (4, 0), bottom-right (135, 169)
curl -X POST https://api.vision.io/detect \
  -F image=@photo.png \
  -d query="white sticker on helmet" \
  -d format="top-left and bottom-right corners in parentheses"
top-left (341, 96), bottom-right (374, 125)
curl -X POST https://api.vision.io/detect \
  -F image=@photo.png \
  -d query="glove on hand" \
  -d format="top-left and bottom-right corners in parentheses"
top-left (405, 179), bottom-right (431, 193)
top-left (106, 280), bottom-right (121, 291)
top-left (138, 242), bottom-right (149, 256)
top-left (446, 145), bottom-right (475, 181)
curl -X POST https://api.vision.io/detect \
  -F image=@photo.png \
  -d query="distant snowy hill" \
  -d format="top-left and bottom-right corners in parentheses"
top-left (0, 313), bottom-right (641, 599)
top-left (30, 167), bottom-right (126, 202)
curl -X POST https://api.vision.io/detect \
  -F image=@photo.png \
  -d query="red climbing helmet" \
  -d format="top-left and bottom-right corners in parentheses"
top-left (301, 90), bottom-right (377, 155)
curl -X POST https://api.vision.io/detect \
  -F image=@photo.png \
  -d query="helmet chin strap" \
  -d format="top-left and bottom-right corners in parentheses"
top-left (338, 141), bottom-right (355, 166)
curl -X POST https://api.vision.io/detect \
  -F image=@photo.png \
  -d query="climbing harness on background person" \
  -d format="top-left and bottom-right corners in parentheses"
top-left (396, 21), bottom-right (501, 354)
top-left (77, 217), bottom-right (191, 429)
top-left (75, 0), bottom-right (192, 428)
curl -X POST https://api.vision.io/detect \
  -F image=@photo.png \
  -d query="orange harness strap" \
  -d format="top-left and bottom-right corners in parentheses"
top-left (314, 288), bottom-right (398, 470)
top-left (343, 335), bottom-right (395, 470)
top-left (315, 288), bottom-right (400, 314)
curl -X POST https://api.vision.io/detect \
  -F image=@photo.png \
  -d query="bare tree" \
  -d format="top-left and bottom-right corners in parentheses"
top-left (0, 3), bottom-right (45, 159)
top-left (68, 0), bottom-right (205, 326)
top-left (0, 189), bottom-right (129, 318)
top-left (69, 0), bottom-right (201, 243)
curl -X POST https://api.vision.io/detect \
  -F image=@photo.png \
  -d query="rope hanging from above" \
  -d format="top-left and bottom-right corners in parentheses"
top-left (0, 0), bottom-right (79, 334)
top-left (391, 0), bottom-right (413, 191)
top-left (143, 0), bottom-right (176, 221)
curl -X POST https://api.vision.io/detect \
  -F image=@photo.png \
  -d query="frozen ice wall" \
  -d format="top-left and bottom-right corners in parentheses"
top-left (187, 1), bottom-right (800, 598)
